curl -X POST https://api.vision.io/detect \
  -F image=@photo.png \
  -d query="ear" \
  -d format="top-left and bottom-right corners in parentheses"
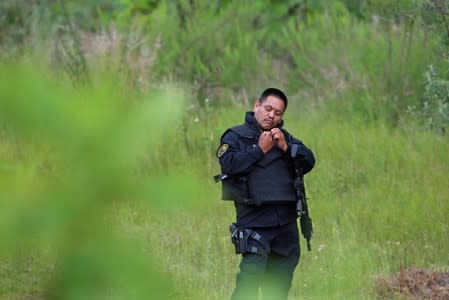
top-left (253, 101), bottom-right (261, 112)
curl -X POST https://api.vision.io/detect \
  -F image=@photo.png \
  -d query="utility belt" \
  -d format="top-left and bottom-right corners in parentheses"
top-left (229, 223), bottom-right (270, 257)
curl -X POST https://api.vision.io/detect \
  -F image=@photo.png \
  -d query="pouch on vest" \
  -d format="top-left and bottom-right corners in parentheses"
top-left (214, 174), bottom-right (254, 205)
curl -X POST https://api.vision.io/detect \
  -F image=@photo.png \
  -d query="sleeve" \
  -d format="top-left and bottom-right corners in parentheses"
top-left (217, 131), bottom-right (264, 176)
top-left (287, 137), bottom-right (315, 175)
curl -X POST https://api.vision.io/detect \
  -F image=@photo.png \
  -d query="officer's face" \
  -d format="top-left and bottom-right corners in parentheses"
top-left (253, 96), bottom-right (285, 130)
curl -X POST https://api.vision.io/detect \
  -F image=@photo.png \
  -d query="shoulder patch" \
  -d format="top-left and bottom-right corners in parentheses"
top-left (216, 143), bottom-right (229, 158)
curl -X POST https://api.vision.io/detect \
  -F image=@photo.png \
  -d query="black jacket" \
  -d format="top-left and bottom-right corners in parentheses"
top-left (217, 112), bottom-right (315, 227)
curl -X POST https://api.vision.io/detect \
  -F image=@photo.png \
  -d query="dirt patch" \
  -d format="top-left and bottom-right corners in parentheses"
top-left (376, 268), bottom-right (449, 299)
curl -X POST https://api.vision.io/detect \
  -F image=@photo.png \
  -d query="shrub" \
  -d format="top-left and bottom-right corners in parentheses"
top-left (408, 65), bottom-right (449, 133)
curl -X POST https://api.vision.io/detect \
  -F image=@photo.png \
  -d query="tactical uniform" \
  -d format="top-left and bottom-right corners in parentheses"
top-left (217, 111), bottom-right (315, 300)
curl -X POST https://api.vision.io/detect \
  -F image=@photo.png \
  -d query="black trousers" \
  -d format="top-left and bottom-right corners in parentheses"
top-left (231, 222), bottom-right (300, 300)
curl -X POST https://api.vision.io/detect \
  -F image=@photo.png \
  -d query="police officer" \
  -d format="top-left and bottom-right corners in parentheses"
top-left (216, 88), bottom-right (315, 300)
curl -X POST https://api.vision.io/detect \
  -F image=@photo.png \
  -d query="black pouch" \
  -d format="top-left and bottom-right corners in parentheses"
top-left (214, 175), bottom-right (254, 205)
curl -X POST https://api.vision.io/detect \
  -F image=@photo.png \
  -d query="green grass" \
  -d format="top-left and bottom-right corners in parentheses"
top-left (152, 108), bottom-right (448, 300)
top-left (101, 104), bottom-right (449, 300)
top-left (1, 68), bottom-right (448, 299)
top-left (1, 4), bottom-right (449, 298)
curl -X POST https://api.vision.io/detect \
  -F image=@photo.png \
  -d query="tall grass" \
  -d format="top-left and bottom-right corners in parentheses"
top-left (1, 2), bottom-right (449, 300)
top-left (100, 102), bottom-right (449, 300)
top-left (292, 108), bottom-right (449, 299)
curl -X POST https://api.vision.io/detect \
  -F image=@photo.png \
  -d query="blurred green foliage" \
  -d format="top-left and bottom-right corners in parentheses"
top-left (0, 63), bottom-right (204, 299)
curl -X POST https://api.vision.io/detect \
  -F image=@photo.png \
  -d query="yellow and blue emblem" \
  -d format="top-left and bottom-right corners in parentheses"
top-left (216, 143), bottom-right (229, 158)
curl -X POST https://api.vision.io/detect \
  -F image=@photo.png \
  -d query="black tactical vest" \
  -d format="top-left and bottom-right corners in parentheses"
top-left (221, 124), bottom-right (297, 206)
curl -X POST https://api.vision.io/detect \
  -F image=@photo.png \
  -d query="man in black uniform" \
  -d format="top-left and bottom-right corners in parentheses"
top-left (216, 88), bottom-right (315, 300)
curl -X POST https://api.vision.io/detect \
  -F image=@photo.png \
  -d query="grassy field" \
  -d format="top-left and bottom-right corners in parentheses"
top-left (146, 106), bottom-right (449, 299)
top-left (1, 64), bottom-right (448, 299)
top-left (1, 2), bottom-right (449, 299)
top-left (99, 102), bottom-right (449, 300)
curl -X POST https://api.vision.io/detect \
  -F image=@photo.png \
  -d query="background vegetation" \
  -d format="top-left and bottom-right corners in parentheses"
top-left (1, 0), bottom-right (448, 299)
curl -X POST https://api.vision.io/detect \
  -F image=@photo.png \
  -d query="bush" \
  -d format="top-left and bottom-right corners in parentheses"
top-left (408, 65), bottom-right (449, 133)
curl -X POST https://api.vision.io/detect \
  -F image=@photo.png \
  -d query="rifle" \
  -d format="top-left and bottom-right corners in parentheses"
top-left (291, 144), bottom-right (313, 251)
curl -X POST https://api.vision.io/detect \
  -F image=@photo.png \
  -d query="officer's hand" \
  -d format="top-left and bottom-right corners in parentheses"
top-left (258, 131), bottom-right (274, 153)
top-left (270, 128), bottom-right (288, 152)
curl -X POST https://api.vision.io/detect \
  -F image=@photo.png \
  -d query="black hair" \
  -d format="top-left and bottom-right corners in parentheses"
top-left (259, 88), bottom-right (288, 110)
